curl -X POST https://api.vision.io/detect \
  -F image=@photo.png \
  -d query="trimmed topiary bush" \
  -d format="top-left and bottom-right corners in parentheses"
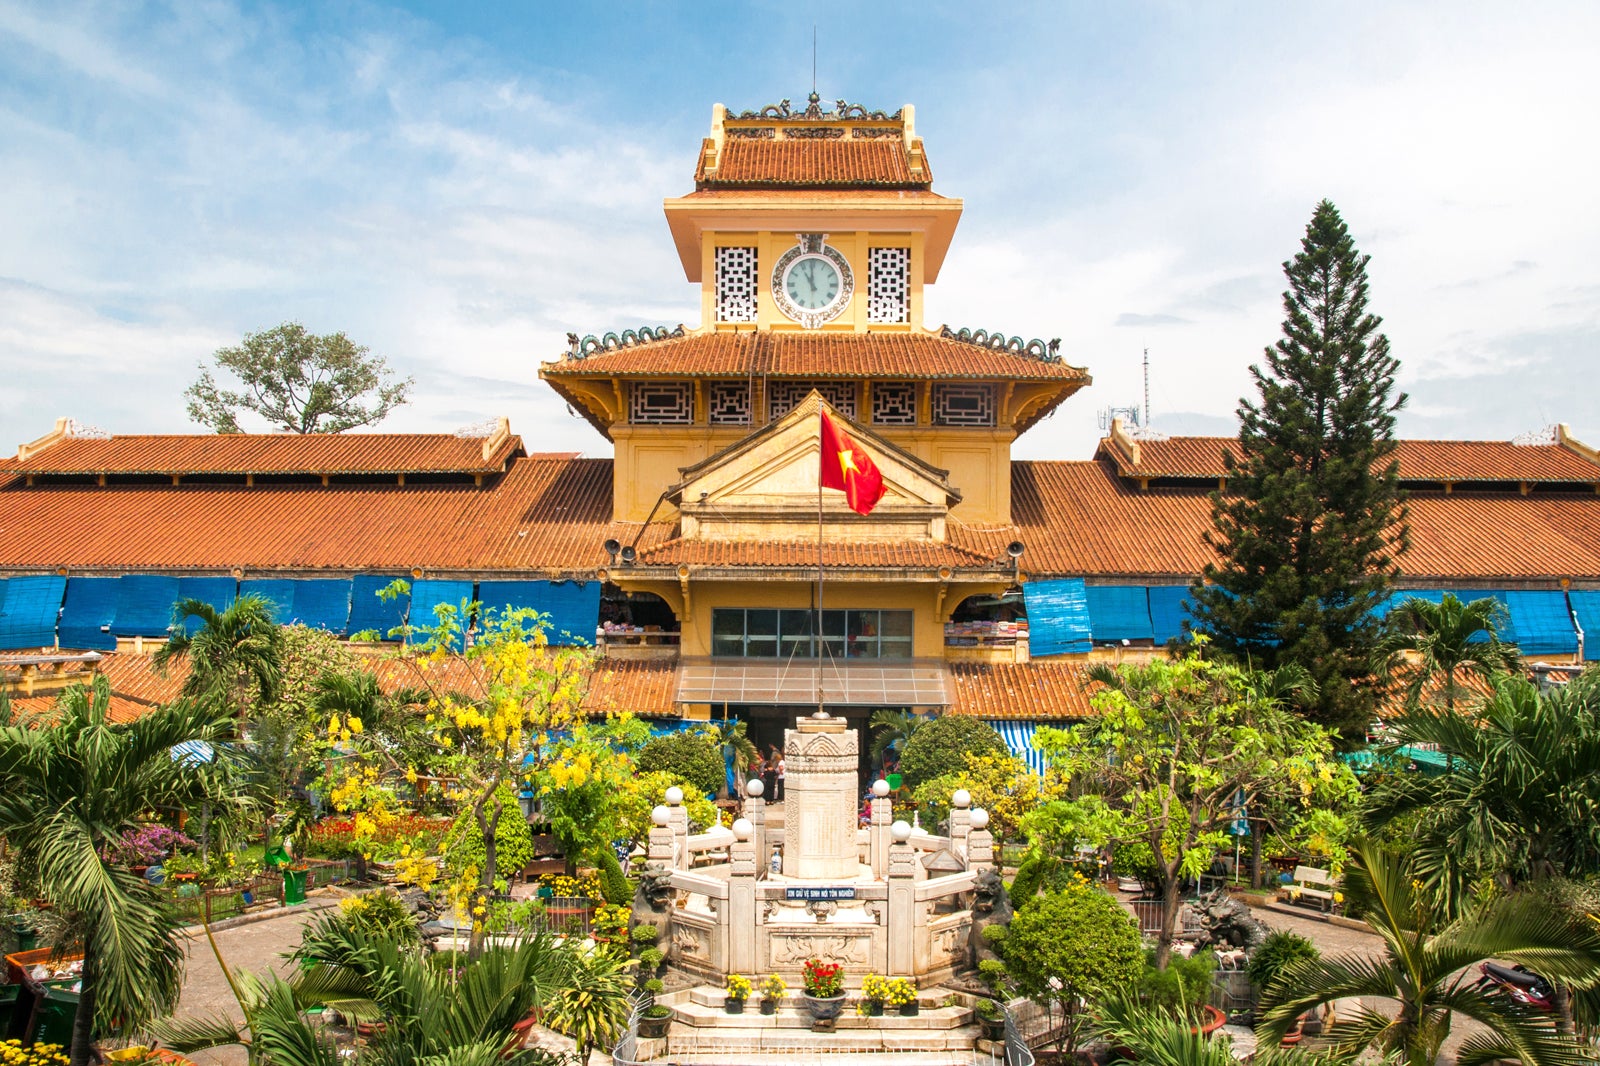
top-left (637, 731), bottom-right (725, 797)
top-left (597, 849), bottom-right (634, 906)
top-left (442, 783), bottom-right (536, 889)
top-left (898, 716), bottom-right (1007, 790)
top-left (1247, 929), bottom-right (1320, 994)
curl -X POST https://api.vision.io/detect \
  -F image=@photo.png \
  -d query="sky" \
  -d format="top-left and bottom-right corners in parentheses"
top-left (3, 1), bottom-right (1598, 461)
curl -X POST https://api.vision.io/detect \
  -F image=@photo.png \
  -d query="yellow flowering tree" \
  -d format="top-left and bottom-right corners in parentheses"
top-left (911, 749), bottom-right (1066, 842)
top-left (1037, 644), bottom-right (1349, 968)
top-left (386, 591), bottom-right (594, 955)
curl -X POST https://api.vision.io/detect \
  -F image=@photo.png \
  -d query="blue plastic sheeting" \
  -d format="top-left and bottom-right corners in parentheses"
top-left (289, 580), bottom-right (353, 634)
top-left (112, 575), bottom-right (182, 636)
top-left (1023, 578), bottom-right (1093, 657)
top-left (0, 575), bottom-right (66, 650)
top-left (175, 577), bottom-right (238, 635)
top-left (58, 577), bottom-right (121, 650)
top-left (1147, 586), bottom-right (1195, 644)
top-left (239, 580), bottom-right (299, 622)
top-left (477, 580), bottom-right (600, 646)
top-left (348, 575), bottom-right (408, 641)
top-left (1503, 591), bottom-right (1578, 657)
top-left (988, 720), bottom-right (1049, 777)
top-left (1378, 589), bottom-right (1508, 644)
top-left (1568, 592), bottom-right (1600, 662)
top-left (1085, 585), bottom-right (1154, 642)
top-left (408, 580), bottom-right (474, 649)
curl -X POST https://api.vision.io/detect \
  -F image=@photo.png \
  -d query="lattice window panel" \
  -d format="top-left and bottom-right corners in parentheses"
top-left (867, 247), bottom-right (911, 324)
top-left (768, 380), bottom-right (857, 420)
top-left (715, 246), bottom-right (759, 323)
top-left (872, 382), bottom-right (917, 425)
top-left (932, 383), bottom-right (996, 427)
top-left (708, 382), bottom-right (752, 425)
top-left (629, 381), bottom-right (693, 424)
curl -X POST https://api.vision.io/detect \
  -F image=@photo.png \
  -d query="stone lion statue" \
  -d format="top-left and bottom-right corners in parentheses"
top-left (968, 868), bottom-right (1013, 970)
top-left (1189, 888), bottom-right (1268, 953)
top-left (632, 862), bottom-right (676, 930)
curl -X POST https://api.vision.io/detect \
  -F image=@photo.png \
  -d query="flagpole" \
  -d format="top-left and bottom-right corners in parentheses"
top-left (816, 422), bottom-right (826, 720)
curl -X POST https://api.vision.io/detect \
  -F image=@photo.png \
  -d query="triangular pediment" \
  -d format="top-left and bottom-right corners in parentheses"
top-left (670, 393), bottom-right (958, 543)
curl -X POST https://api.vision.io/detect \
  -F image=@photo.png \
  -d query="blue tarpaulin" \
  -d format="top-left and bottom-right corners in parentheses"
top-left (289, 580), bottom-right (353, 634)
top-left (175, 577), bottom-right (238, 635)
top-left (477, 580), bottom-right (600, 646)
top-left (1023, 578), bottom-right (1093, 657)
top-left (1379, 589), bottom-right (1508, 644)
top-left (58, 577), bottom-right (120, 650)
top-left (1147, 586), bottom-right (1194, 644)
top-left (408, 580), bottom-right (474, 649)
top-left (239, 579), bottom-right (299, 622)
top-left (1502, 591), bottom-right (1578, 657)
top-left (987, 720), bottom-right (1050, 777)
top-left (1085, 585), bottom-right (1154, 642)
top-left (348, 575), bottom-right (408, 641)
top-left (0, 575), bottom-right (66, 650)
top-left (1569, 591), bottom-right (1600, 662)
top-left (112, 575), bottom-right (182, 636)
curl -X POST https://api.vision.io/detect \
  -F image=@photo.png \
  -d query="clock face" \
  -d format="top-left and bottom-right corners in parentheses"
top-left (784, 255), bottom-right (842, 311)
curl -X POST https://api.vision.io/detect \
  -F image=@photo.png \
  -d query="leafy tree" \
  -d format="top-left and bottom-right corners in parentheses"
top-left (1257, 838), bottom-right (1600, 1066)
top-left (1190, 199), bottom-right (1409, 737)
top-left (1000, 880), bottom-right (1144, 1054)
top-left (897, 714), bottom-right (1006, 790)
top-left (1362, 673), bottom-right (1600, 911)
top-left (913, 749), bottom-right (1065, 842)
top-left (155, 593), bottom-right (285, 718)
top-left (0, 678), bottom-right (234, 1066)
top-left (537, 715), bottom-right (651, 871)
top-left (636, 730), bottom-right (725, 798)
top-left (443, 782), bottom-right (536, 889)
top-left (1375, 593), bottom-right (1520, 715)
top-left (1040, 647), bottom-right (1355, 966)
top-left (868, 709), bottom-right (925, 764)
top-left (1247, 930), bottom-right (1320, 995)
top-left (186, 322), bottom-right (413, 434)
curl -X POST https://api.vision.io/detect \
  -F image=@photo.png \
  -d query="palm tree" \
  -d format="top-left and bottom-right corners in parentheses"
top-left (706, 717), bottom-right (758, 797)
top-left (1096, 989), bottom-right (1354, 1066)
top-left (1363, 673), bottom-right (1600, 911)
top-left (153, 919), bottom-right (574, 1066)
top-left (0, 677), bottom-right (235, 1066)
top-left (1375, 593), bottom-right (1520, 715)
top-left (544, 945), bottom-right (636, 1066)
top-left (1256, 838), bottom-right (1600, 1066)
top-left (155, 593), bottom-right (285, 716)
top-left (868, 709), bottom-right (925, 765)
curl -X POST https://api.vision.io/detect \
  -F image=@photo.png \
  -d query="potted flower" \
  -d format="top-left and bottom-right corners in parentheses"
top-left (639, 979), bottom-right (672, 1039)
top-left (801, 958), bottom-right (846, 1022)
top-left (858, 973), bottom-right (888, 1016)
top-left (974, 998), bottom-right (1006, 1042)
top-left (886, 976), bottom-right (918, 1016)
top-left (724, 973), bottom-right (751, 1014)
top-left (759, 973), bottom-right (786, 1016)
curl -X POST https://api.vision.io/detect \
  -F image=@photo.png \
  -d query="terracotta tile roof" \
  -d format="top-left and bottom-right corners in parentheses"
top-left (697, 138), bottom-right (926, 189)
top-left (0, 456), bottom-right (626, 574)
top-left (544, 330), bottom-right (1086, 383)
top-left (14, 430), bottom-right (524, 477)
top-left (1100, 434), bottom-right (1600, 485)
top-left (96, 652), bottom-right (188, 705)
top-left (947, 660), bottom-right (1105, 720)
top-left (634, 537), bottom-right (1000, 570)
top-left (1007, 459), bottom-right (1600, 582)
top-left (582, 659), bottom-right (680, 717)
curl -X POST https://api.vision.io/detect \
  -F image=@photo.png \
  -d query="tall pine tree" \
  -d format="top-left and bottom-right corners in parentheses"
top-left (1190, 200), bottom-right (1409, 737)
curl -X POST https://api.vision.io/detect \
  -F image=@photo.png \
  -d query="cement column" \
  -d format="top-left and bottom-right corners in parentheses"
top-left (967, 828), bottom-right (995, 870)
top-left (665, 786), bottom-right (690, 870)
top-left (745, 782), bottom-right (767, 871)
top-left (728, 818), bottom-right (758, 974)
top-left (782, 716), bottom-right (859, 880)
top-left (870, 780), bottom-right (893, 878)
top-left (949, 788), bottom-right (973, 862)
top-left (647, 803), bottom-right (675, 863)
top-left (887, 821), bottom-right (917, 977)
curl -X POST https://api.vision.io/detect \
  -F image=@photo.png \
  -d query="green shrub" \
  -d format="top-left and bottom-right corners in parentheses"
top-left (1133, 948), bottom-right (1216, 1019)
top-left (597, 850), bottom-right (634, 906)
top-left (442, 783), bottom-right (536, 889)
top-left (977, 958), bottom-right (1009, 992)
top-left (637, 732), bottom-right (725, 797)
top-left (1247, 930), bottom-right (1320, 993)
top-left (638, 946), bottom-right (664, 969)
top-left (1008, 852), bottom-right (1050, 910)
top-left (980, 923), bottom-right (1008, 947)
top-left (898, 716), bottom-right (1007, 790)
top-left (1111, 841), bottom-right (1160, 882)
top-left (644, 978), bottom-right (665, 995)
top-left (631, 923), bottom-right (660, 944)
top-left (336, 890), bottom-right (420, 947)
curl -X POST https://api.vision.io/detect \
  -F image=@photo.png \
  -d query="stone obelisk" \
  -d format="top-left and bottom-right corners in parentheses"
top-left (781, 716), bottom-right (860, 880)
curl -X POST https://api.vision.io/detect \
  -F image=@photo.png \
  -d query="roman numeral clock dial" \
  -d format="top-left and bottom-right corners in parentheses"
top-left (773, 236), bottom-right (854, 329)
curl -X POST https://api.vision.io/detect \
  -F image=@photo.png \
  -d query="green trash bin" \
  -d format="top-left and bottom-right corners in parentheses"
top-left (31, 980), bottom-right (80, 1048)
top-left (283, 868), bottom-right (308, 905)
top-left (0, 984), bottom-right (19, 1040)
top-left (886, 773), bottom-right (903, 791)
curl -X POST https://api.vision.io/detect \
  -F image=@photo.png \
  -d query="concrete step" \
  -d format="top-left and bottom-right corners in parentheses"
top-left (666, 1025), bottom-right (983, 1055)
top-left (664, 1054), bottom-right (976, 1066)
top-left (675, 989), bottom-right (974, 1031)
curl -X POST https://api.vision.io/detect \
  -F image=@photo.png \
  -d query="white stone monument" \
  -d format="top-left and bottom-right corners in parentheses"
top-left (781, 715), bottom-right (860, 880)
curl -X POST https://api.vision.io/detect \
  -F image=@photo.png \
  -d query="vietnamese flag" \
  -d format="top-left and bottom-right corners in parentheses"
top-left (819, 410), bottom-right (886, 515)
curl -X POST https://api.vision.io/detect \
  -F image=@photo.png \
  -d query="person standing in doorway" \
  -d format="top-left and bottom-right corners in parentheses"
top-left (776, 749), bottom-right (786, 801)
top-left (762, 746), bottom-right (779, 800)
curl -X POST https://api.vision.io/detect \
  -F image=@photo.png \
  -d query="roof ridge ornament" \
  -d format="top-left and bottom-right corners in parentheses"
top-left (64, 418), bottom-right (112, 440)
top-left (1511, 425), bottom-right (1559, 447)
top-left (938, 325), bottom-right (1062, 363)
top-left (734, 93), bottom-right (903, 122)
top-left (569, 324), bottom-right (688, 360)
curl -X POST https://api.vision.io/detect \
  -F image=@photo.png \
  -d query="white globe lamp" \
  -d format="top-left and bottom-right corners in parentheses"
top-left (732, 818), bottom-right (753, 840)
top-left (871, 778), bottom-right (891, 798)
top-left (664, 785), bottom-right (684, 806)
top-left (651, 804), bottom-right (671, 827)
top-left (746, 778), bottom-right (764, 798)
top-left (891, 820), bottom-right (913, 843)
top-left (970, 808), bottom-right (990, 830)
top-left (952, 788), bottom-right (972, 809)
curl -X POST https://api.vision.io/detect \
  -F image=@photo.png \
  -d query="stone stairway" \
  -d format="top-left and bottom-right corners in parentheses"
top-left (636, 986), bottom-right (986, 1065)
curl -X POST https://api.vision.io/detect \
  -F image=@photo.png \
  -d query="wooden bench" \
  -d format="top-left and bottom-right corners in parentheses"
top-left (1281, 865), bottom-right (1335, 911)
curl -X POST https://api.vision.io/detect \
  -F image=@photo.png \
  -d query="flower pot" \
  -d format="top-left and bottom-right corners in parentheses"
top-left (861, 1000), bottom-right (884, 1017)
top-left (898, 1001), bottom-right (920, 1017)
top-left (724, 996), bottom-right (745, 1014)
top-left (760, 998), bottom-right (779, 1016)
top-left (638, 1012), bottom-right (672, 1039)
top-left (803, 993), bottom-right (847, 1022)
top-left (981, 1017), bottom-right (1006, 1041)
top-left (1196, 1004), bottom-right (1226, 1037)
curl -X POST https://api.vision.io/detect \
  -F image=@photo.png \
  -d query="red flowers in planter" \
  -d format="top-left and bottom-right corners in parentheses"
top-left (802, 958), bottom-right (843, 998)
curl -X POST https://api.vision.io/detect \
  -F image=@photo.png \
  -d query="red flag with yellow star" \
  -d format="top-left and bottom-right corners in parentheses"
top-left (819, 410), bottom-right (886, 515)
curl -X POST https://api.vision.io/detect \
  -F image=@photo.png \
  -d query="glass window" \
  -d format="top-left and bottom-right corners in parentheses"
top-left (710, 608), bottom-right (912, 659)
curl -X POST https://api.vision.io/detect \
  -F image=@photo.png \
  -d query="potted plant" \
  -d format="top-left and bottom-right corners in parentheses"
top-left (639, 979), bottom-right (672, 1039)
top-left (858, 973), bottom-right (888, 1016)
top-left (801, 957), bottom-right (846, 1023)
top-left (974, 998), bottom-right (1006, 1042)
top-left (638, 946), bottom-right (665, 978)
top-left (759, 973), bottom-right (786, 1016)
top-left (886, 976), bottom-right (918, 1016)
top-left (724, 973), bottom-right (751, 1014)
